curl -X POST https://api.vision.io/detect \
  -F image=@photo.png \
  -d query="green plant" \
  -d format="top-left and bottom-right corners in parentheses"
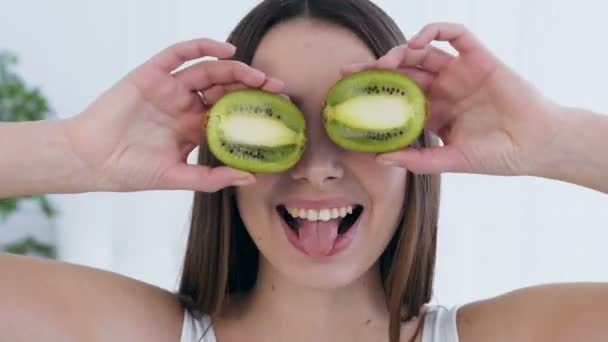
top-left (0, 50), bottom-right (57, 259)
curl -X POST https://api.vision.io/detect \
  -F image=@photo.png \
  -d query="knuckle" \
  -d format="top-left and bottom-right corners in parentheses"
top-left (166, 44), bottom-right (181, 58)
top-left (198, 37), bottom-right (214, 45)
top-left (234, 61), bottom-right (251, 72)
top-left (226, 60), bottom-right (248, 74)
top-left (452, 23), bottom-right (468, 33)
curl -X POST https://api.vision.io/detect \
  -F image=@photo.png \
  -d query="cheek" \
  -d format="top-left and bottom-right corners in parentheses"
top-left (350, 153), bottom-right (408, 200)
top-left (376, 167), bottom-right (407, 198)
top-left (373, 168), bottom-right (407, 233)
top-left (349, 154), bottom-right (408, 234)
top-left (235, 176), bottom-right (280, 243)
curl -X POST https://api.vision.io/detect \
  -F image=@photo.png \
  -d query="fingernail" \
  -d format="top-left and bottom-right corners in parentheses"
top-left (377, 158), bottom-right (399, 166)
top-left (232, 177), bottom-right (256, 186)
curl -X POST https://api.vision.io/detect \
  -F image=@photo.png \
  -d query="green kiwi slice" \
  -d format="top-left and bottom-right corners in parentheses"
top-left (323, 70), bottom-right (427, 152)
top-left (206, 89), bottom-right (306, 173)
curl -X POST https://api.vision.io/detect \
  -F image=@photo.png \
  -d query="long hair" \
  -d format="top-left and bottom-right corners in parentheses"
top-left (178, 1), bottom-right (441, 341)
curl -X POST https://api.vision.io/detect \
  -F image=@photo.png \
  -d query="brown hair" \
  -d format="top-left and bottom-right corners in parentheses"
top-left (178, 1), bottom-right (441, 341)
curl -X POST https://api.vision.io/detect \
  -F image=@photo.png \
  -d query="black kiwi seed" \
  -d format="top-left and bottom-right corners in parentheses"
top-left (207, 89), bottom-right (306, 173)
top-left (363, 128), bottom-right (406, 142)
top-left (222, 143), bottom-right (270, 160)
top-left (323, 70), bottom-right (427, 153)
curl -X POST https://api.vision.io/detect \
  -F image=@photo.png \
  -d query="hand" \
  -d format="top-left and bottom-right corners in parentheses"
top-left (342, 22), bottom-right (564, 176)
top-left (64, 38), bottom-right (283, 192)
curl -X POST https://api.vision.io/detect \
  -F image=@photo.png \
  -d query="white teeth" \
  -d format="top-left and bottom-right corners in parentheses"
top-left (307, 209), bottom-right (318, 221)
top-left (330, 208), bottom-right (340, 219)
top-left (319, 209), bottom-right (331, 221)
top-left (285, 205), bottom-right (355, 221)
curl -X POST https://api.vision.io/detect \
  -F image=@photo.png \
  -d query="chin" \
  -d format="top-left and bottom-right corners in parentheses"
top-left (272, 252), bottom-right (376, 290)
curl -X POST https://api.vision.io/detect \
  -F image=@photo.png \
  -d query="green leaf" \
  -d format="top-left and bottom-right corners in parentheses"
top-left (0, 50), bottom-right (52, 123)
top-left (0, 198), bottom-right (19, 221)
top-left (33, 195), bottom-right (57, 218)
top-left (3, 236), bottom-right (56, 259)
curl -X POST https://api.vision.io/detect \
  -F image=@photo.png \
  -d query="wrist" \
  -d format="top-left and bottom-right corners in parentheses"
top-left (32, 118), bottom-right (100, 194)
top-left (59, 117), bottom-right (105, 193)
top-left (531, 105), bottom-right (608, 192)
top-left (0, 119), bottom-right (97, 197)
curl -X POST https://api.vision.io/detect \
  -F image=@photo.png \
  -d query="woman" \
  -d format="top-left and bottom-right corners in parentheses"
top-left (1, 0), bottom-right (607, 341)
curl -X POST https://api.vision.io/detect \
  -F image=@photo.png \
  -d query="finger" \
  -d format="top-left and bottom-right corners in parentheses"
top-left (393, 67), bottom-right (436, 91)
top-left (374, 44), bottom-right (408, 69)
top-left (202, 83), bottom-right (249, 105)
top-left (148, 38), bottom-right (236, 72)
top-left (340, 62), bottom-right (376, 75)
top-left (338, 61), bottom-right (435, 89)
top-left (199, 76), bottom-right (285, 107)
top-left (376, 145), bottom-right (468, 174)
top-left (173, 60), bottom-right (268, 92)
top-left (377, 45), bottom-right (454, 73)
top-left (408, 22), bottom-right (482, 54)
top-left (160, 164), bottom-right (256, 192)
top-left (259, 77), bottom-right (285, 93)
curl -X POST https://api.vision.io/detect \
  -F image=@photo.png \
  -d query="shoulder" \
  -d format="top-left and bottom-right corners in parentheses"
top-left (8, 254), bottom-right (184, 341)
top-left (455, 283), bottom-right (608, 342)
top-left (66, 261), bottom-right (185, 341)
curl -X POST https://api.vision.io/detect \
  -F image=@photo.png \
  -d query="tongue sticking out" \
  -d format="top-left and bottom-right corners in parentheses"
top-left (297, 219), bottom-right (340, 256)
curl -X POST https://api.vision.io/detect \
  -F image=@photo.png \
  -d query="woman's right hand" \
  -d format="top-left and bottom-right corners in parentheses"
top-left (65, 38), bottom-right (283, 193)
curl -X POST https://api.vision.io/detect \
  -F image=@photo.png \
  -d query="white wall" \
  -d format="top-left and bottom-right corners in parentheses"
top-left (1, 0), bottom-right (607, 307)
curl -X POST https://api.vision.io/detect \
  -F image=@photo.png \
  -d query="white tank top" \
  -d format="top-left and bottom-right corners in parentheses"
top-left (180, 305), bottom-right (460, 342)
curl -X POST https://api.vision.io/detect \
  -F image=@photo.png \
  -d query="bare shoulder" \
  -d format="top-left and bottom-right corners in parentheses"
top-left (456, 283), bottom-right (608, 342)
top-left (0, 253), bottom-right (184, 341)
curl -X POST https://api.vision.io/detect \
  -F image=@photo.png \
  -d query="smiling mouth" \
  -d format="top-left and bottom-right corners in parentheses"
top-left (277, 204), bottom-right (364, 236)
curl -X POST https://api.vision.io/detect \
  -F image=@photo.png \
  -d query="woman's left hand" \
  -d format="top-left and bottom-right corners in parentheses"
top-left (342, 22), bottom-right (566, 177)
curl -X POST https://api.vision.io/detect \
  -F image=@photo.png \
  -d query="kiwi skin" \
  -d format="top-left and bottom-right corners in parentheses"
top-left (322, 70), bottom-right (428, 153)
top-left (206, 89), bottom-right (306, 173)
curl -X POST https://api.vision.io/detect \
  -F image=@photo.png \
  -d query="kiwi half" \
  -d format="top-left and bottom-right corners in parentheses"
top-left (322, 70), bottom-right (427, 153)
top-left (206, 89), bottom-right (306, 173)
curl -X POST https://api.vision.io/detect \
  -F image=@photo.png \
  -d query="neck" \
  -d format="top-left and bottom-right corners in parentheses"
top-left (222, 257), bottom-right (391, 342)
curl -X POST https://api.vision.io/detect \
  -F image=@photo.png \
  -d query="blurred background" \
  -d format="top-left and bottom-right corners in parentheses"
top-left (1, 0), bottom-right (607, 308)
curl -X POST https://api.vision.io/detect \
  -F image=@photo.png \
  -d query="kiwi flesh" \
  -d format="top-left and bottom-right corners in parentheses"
top-left (206, 89), bottom-right (306, 173)
top-left (322, 70), bottom-right (427, 153)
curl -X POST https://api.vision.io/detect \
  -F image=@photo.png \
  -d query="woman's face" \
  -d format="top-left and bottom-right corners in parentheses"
top-left (236, 18), bottom-right (407, 289)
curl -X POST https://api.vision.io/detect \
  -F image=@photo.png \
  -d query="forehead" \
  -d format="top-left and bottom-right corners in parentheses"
top-left (251, 18), bottom-right (376, 101)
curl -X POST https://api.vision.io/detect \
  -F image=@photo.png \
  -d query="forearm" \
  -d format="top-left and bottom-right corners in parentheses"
top-left (537, 106), bottom-right (608, 194)
top-left (0, 119), bottom-right (93, 197)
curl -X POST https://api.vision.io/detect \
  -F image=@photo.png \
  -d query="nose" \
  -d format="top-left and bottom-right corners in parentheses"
top-left (288, 123), bottom-right (344, 188)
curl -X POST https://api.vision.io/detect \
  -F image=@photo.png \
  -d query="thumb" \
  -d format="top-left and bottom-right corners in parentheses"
top-left (376, 146), bottom-right (468, 174)
top-left (161, 164), bottom-right (256, 192)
